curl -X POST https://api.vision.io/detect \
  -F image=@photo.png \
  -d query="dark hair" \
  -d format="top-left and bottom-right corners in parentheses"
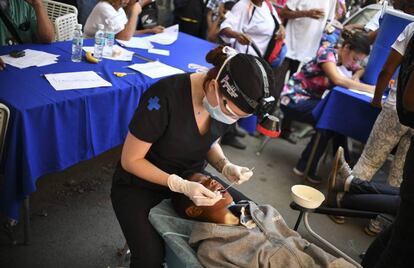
top-left (224, 1), bottom-right (236, 11)
top-left (342, 32), bottom-right (371, 55)
top-left (203, 46), bottom-right (276, 114)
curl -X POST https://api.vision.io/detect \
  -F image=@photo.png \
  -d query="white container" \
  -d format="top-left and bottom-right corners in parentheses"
top-left (291, 185), bottom-right (325, 209)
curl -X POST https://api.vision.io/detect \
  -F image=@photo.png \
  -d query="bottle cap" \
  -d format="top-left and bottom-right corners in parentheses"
top-left (76, 24), bottom-right (82, 29)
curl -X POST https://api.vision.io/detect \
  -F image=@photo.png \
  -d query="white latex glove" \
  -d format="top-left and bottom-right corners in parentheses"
top-left (167, 174), bottom-right (222, 206)
top-left (222, 163), bottom-right (253, 185)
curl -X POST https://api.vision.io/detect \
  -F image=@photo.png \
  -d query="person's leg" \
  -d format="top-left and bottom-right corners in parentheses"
top-left (373, 138), bottom-right (414, 268)
top-left (349, 178), bottom-right (399, 195)
top-left (362, 225), bottom-right (392, 267)
top-left (296, 130), bottom-right (334, 179)
top-left (288, 59), bottom-right (300, 74)
top-left (340, 193), bottom-right (400, 215)
top-left (281, 98), bottom-right (320, 125)
top-left (273, 57), bottom-right (293, 101)
top-left (111, 183), bottom-right (170, 268)
top-left (353, 106), bottom-right (408, 181)
top-left (388, 129), bottom-right (412, 187)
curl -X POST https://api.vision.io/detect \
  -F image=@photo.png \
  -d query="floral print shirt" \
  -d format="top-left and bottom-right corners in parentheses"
top-left (281, 46), bottom-right (338, 103)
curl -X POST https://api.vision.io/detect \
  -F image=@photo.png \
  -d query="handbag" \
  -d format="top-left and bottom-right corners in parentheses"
top-left (0, 9), bottom-right (23, 44)
top-left (139, 2), bottom-right (158, 29)
top-left (263, 0), bottom-right (284, 64)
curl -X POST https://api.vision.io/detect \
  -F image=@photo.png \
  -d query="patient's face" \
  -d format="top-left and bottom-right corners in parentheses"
top-left (188, 173), bottom-right (234, 210)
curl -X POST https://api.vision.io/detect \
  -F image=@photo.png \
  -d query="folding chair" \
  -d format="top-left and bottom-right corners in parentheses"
top-left (42, 0), bottom-right (78, 41)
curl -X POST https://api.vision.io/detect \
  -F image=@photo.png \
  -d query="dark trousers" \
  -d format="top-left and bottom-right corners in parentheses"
top-left (341, 178), bottom-right (400, 215)
top-left (362, 136), bottom-right (414, 267)
top-left (111, 172), bottom-right (250, 268)
top-left (273, 57), bottom-right (301, 102)
top-left (281, 99), bottom-right (348, 176)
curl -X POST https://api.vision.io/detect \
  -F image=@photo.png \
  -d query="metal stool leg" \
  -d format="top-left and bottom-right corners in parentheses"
top-left (303, 212), bottom-right (362, 268)
top-left (293, 210), bottom-right (304, 231)
top-left (256, 136), bottom-right (271, 156)
top-left (23, 196), bottom-right (30, 245)
top-left (304, 131), bottom-right (321, 178)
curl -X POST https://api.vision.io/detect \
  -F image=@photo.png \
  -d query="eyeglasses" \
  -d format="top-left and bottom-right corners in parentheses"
top-left (223, 99), bottom-right (252, 119)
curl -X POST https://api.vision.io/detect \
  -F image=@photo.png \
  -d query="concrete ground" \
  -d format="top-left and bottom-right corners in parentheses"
top-left (0, 131), bottom-right (379, 268)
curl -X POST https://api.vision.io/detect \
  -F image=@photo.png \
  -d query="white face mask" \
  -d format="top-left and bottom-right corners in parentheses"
top-left (202, 96), bottom-right (237, 124)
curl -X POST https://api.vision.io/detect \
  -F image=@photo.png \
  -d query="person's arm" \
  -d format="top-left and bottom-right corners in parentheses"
top-left (371, 49), bottom-right (403, 108)
top-left (115, 1), bottom-right (142, 40)
top-left (121, 132), bottom-right (170, 185)
top-left (220, 27), bottom-right (251, 45)
top-left (367, 29), bottom-right (378, 44)
top-left (206, 9), bottom-right (214, 30)
top-left (279, 6), bottom-right (325, 20)
top-left (352, 68), bottom-right (365, 82)
top-left (207, 141), bottom-right (253, 184)
top-left (121, 132), bottom-right (221, 205)
top-left (321, 61), bottom-right (375, 93)
top-left (403, 71), bottom-right (414, 112)
top-left (0, 58), bottom-right (5, 71)
top-left (136, 25), bottom-right (164, 35)
top-left (26, 0), bottom-right (54, 43)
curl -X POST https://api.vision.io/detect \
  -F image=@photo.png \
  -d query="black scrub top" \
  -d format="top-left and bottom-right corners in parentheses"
top-left (113, 73), bottom-right (231, 191)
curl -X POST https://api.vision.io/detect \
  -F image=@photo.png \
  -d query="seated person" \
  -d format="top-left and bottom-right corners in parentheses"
top-left (171, 172), bottom-right (354, 268)
top-left (84, 0), bottom-right (164, 40)
top-left (326, 147), bottom-right (399, 233)
top-left (280, 32), bottom-right (374, 183)
top-left (0, 0), bottom-right (55, 70)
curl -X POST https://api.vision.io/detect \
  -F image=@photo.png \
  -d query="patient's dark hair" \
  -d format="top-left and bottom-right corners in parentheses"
top-left (342, 32), bottom-right (371, 55)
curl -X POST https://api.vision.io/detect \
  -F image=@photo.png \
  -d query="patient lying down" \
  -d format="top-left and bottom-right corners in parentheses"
top-left (171, 173), bottom-right (354, 268)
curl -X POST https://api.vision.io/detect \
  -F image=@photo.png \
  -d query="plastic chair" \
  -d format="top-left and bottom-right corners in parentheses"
top-left (42, 0), bottom-right (78, 41)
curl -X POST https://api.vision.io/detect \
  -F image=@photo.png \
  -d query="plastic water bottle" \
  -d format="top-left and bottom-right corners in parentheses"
top-left (104, 21), bottom-right (115, 57)
top-left (94, 24), bottom-right (105, 61)
top-left (71, 24), bottom-right (83, 62)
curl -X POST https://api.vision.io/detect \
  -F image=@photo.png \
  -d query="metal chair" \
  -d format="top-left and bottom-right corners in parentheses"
top-left (42, 0), bottom-right (78, 41)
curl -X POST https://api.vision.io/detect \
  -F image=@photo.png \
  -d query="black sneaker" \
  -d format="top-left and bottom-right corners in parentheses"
top-left (234, 126), bottom-right (246, 138)
top-left (221, 137), bottom-right (246, 150)
top-left (305, 174), bottom-right (323, 184)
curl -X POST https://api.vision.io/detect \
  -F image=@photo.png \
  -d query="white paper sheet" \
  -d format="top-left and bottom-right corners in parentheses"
top-left (0, 49), bottom-right (59, 69)
top-left (116, 37), bottom-right (154, 49)
top-left (143, 24), bottom-right (179, 45)
top-left (44, 71), bottom-right (112, 91)
top-left (128, 61), bottom-right (184, 79)
top-left (147, 48), bottom-right (170, 56)
top-left (83, 45), bottom-right (134, 61)
top-left (349, 89), bottom-right (375, 99)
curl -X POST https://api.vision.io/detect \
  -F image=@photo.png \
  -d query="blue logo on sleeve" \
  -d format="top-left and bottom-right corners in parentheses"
top-left (147, 96), bottom-right (161, 111)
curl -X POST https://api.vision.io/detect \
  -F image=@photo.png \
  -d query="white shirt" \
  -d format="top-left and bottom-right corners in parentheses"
top-left (384, 22), bottom-right (414, 107)
top-left (84, 2), bottom-right (128, 38)
top-left (284, 0), bottom-right (336, 62)
top-left (364, 10), bottom-right (381, 32)
top-left (220, 0), bottom-right (281, 57)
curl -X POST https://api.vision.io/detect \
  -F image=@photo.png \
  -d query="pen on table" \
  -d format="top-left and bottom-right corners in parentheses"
top-left (133, 53), bottom-right (155, 62)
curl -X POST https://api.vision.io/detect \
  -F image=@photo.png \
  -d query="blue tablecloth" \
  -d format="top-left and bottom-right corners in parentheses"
top-left (0, 33), bottom-right (215, 220)
top-left (312, 86), bottom-right (381, 143)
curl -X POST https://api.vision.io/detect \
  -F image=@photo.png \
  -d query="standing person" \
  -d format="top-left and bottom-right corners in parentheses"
top-left (219, 0), bottom-right (284, 58)
top-left (362, 22), bottom-right (414, 268)
top-left (173, 0), bottom-right (207, 38)
top-left (110, 46), bottom-right (277, 267)
top-left (353, 21), bottom-right (414, 187)
top-left (274, 0), bottom-right (337, 100)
